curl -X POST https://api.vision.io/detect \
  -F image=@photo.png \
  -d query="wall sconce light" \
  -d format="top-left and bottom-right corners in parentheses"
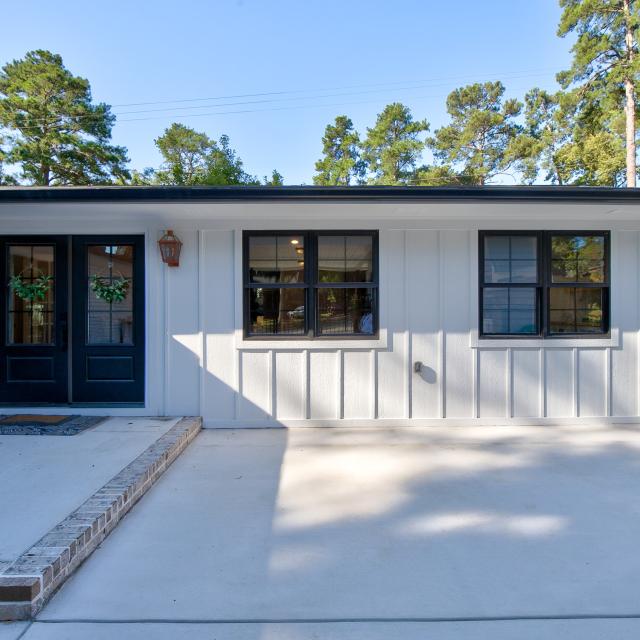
top-left (158, 229), bottom-right (183, 267)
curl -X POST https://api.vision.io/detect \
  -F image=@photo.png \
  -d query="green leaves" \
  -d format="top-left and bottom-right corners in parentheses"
top-left (152, 123), bottom-right (272, 186)
top-left (9, 274), bottom-right (53, 302)
top-left (90, 275), bottom-right (130, 304)
top-left (556, 0), bottom-right (639, 186)
top-left (314, 115), bottom-right (364, 185)
top-left (429, 82), bottom-right (522, 185)
top-left (361, 103), bottom-right (429, 185)
top-left (0, 50), bottom-right (129, 185)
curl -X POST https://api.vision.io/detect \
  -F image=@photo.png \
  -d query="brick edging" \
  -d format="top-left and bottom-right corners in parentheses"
top-left (0, 416), bottom-right (202, 620)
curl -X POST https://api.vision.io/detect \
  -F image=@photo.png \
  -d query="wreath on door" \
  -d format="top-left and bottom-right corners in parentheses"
top-left (9, 273), bottom-right (53, 302)
top-left (90, 274), bottom-right (130, 304)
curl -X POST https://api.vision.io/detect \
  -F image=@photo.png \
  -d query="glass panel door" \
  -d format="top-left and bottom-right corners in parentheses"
top-left (0, 237), bottom-right (68, 404)
top-left (87, 245), bottom-right (134, 345)
top-left (72, 236), bottom-right (145, 404)
top-left (8, 245), bottom-right (55, 345)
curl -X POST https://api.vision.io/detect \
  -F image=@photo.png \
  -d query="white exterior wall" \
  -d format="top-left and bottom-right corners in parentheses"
top-left (1, 199), bottom-right (639, 426)
top-left (166, 219), bottom-right (640, 427)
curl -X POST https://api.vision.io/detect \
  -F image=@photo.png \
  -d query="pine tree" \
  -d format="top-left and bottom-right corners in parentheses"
top-left (313, 115), bottom-right (364, 185)
top-left (429, 82), bottom-right (522, 185)
top-left (0, 50), bottom-right (129, 185)
top-left (557, 0), bottom-right (640, 186)
top-left (362, 103), bottom-right (429, 185)
top-left (153, 124), bottom-right (263, 185)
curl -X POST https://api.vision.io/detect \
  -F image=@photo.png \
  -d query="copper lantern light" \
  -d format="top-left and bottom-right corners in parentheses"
top-left (158, 230), bottom-right (183, 267)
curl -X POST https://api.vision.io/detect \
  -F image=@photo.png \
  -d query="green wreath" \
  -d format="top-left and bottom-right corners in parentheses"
top-left (90, 274), bottom-right (130, 304)
top-left (9, 274), bottom-right (53, 302)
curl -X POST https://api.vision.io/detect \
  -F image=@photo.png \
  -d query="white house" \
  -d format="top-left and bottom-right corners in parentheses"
top-left (0, 185), bottom-right (638, 427)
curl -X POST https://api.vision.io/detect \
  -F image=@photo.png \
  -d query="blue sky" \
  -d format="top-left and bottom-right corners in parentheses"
top-left (2, 1), bottom-right (572, 184)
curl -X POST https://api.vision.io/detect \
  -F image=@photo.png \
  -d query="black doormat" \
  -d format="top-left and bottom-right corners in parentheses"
top-left (0, 415), bottom-right (107, 435)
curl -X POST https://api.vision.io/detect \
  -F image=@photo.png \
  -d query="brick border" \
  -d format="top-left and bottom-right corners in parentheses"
top-left (0, 416), bottom-right (202, 620)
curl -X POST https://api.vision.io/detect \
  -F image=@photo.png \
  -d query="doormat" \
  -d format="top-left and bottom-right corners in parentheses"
top-left (0, 415), bottom-right (106, 435)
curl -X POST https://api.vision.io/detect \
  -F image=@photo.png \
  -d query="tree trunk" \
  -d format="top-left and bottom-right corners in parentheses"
top-left (624, 0), bottom-right (637, 187)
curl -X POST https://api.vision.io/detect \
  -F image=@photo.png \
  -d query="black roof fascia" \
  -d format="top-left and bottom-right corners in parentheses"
top-left (1, 185), bottom-right (640, 204)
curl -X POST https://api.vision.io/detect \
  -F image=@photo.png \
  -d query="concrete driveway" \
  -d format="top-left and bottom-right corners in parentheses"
top-left (11, 425), bottom-right (640, 639)
top-left (0, 417), bottom-right (180, 567)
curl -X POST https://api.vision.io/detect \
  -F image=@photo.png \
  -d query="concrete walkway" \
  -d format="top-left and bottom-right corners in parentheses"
top-left (14, 426), bottom-right (640, 638)
top-left (0, 417), bottom-right (180, 566)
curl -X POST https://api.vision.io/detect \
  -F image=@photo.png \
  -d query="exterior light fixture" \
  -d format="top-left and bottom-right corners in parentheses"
top-left (158, 229), bottom-right (183, 267)
top-left (290, 239), bottom-right (299, 245)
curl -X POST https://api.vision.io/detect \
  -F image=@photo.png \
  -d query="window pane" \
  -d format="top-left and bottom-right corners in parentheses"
top-left (551, 260), bottom-right (577, 283)
top-left (551, 235), bottom-right (605, 283)
top-left (318, 235), bottom-right (373, 283)
top-left (484, 260), bottom-right (511, 283)
top-left (484, 236), bottom-right (509, 259)
top-left (549, 310), bottom-right (576, 333)
top-left (549, 287), bottom-right (604, 334)
top-left (87, 245), bottom-right (134, 344)
top-left (577, 260), bottom-right (605, 283)
top-left (88, 245), bottom-right (133, 278)
top-left (317, 288), bottom-right (375, 335)
top-left (482, 287), bottom-right (537, 335)
top-left (483, 309), bottom-right (508, 334)
top-left (510, 236), bottom-right (537, 259)
top-left (249, 235), bottom-right (305, 284)
top-left (88, 312), bottom-right (133, 344)
top-left (483, 235), bottom-right (537, 284)
top-left (511, 260), bottom-right (537, 283)
top-left (248, 287), bottom-right (305, 335)
top-left (7, 245), bottom-right (55, 345)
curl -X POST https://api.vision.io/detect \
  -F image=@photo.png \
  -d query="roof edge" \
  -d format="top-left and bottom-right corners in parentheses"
top-left (1, 185), bottom-right (640, 204)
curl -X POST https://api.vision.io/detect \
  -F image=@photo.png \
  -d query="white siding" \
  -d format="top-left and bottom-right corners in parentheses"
top-left (169, 224), bottom-right (640, 426)
top-left (165, 228), bottom-right (201, 416)
top-left (478, 349), bottom-right (508, 418)
top-left (511, 349), bottom-right (541, 418)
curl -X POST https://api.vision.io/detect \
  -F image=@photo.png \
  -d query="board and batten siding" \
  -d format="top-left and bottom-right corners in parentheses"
top-left (164, 227), bottom-right (639, 426)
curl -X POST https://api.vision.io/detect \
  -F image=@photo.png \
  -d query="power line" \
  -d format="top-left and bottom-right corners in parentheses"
top-left (1, 69), bottom-right (559, 133)
top-left (114, 72), bottom-right (556, 117)
top-left (116, 84), bottom-right (545, 123)
top-left (111, 67), bottom-right (558, 108)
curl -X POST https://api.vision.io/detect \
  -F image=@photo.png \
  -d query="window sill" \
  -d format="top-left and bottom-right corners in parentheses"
top-left (469, 328), bottom-right (619, 349)
top-left (235, 328), bottom-right (389, 350)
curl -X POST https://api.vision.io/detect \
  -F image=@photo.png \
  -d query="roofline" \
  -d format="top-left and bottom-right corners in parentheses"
top-left (1, 185), bottom-right (640, 204)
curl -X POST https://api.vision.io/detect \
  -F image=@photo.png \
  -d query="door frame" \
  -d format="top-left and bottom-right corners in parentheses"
top-left (0, 234), bottom-right (146, 407)
top-left (71, 235), bottom-right (145, 405)
top-left (0, 236), bottom-right (69, 405)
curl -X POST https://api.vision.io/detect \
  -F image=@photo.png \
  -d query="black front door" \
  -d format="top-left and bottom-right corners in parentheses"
top-left (0, 235), bottom-right (144, 405)
top-left (0, 237), bottom-right (69, 404)
top-left (72, 236), bottom-right (145, 404)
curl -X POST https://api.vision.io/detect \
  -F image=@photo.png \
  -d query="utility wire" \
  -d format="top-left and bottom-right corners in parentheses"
top-left (111, 67), bottom-right (558, 108)
top-left (0, 68), bottom-right (559, 132)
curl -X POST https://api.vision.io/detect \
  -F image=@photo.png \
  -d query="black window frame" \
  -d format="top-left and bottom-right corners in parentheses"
top-left (479, 230), bottom-right (610, 339)
top-left (243, 230), bottom-right (379, 340)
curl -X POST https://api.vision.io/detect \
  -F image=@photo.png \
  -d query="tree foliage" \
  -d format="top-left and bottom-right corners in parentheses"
top-left (153, 123), bottom-right (260, 185)
top-left (429, 82), bottom-right (522, 185)
top-left (361, 103), bottom-right (428, 184)
top-left (314, 115), bottom-right (364, 185)
top-left (0, 50), bottom-right (129, 185)
top-left (509, 88), bottom-right (573, 184)
top-left (263, 169), bottom-right (284, 186)
top-left (557, 0), bottom-right (640, 186)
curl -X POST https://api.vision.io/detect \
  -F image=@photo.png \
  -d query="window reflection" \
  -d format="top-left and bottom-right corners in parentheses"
top-left (249, 287), bottom-right (305, 335)
top-left (249, 235), bottom-right (305, 284)
top-left (87, 245), bottom-right (134, 344)
top-left (8, 245), bottom-right (55, 345)
top-left (318, 288), bottom-right (375, 335)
